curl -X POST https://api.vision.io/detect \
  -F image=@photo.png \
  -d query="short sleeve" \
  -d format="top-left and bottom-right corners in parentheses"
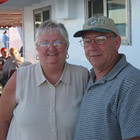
top-left (118, 83), bottom-right (140, 139)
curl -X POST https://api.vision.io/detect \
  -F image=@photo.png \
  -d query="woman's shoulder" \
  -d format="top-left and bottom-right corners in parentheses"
top-left (16, 63), bottom-right (40, 90)
top-left (66, 63), bottom-right (89, 83)
top-left (18, 62), bottom-right (37, 70)
top-left (66, 63), bottom-right (89, 79)
top-left (20, 61), bottom-right (32, 67)
top-left (67, 63), bottom-right (89, 72)
top-left (17, 62), bottom-right (39, 76)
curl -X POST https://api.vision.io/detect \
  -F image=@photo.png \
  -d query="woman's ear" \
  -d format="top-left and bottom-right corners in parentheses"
top-left (67, 43), bottom-right (69, 50)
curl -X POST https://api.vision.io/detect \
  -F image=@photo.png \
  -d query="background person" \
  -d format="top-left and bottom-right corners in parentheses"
top-left (73, 16), bottom-right (140, 140)
top-left (2, 30), bottom-right (9, 50)
top-left (1, 47), bottom-right (23, 87)
top-left (0, 47), bottom-right (10, 70)
top-left (0, 20), bottom-right (89, 140)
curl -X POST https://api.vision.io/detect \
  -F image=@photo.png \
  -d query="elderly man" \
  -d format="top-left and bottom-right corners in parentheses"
top-left (73, 16), bottom-right (140, 140)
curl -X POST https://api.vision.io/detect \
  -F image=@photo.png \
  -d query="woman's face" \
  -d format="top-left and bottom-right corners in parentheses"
top-left (36, 30), bottom-right (68, 67)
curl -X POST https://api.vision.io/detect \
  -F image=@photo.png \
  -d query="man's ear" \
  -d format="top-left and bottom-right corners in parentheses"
top-left (115, 36), bottom-right (121, 51)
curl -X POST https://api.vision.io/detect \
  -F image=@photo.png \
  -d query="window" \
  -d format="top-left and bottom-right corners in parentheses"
top-left (85, 0), bottom-right (131, 45)
top-left (33, 6), bottom-right (51, 38)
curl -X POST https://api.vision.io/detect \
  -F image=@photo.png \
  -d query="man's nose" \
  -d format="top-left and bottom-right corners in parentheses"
top-left (89, 39), bottom-right (98, 49)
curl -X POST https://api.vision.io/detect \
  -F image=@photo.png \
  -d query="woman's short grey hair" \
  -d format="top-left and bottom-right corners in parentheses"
top-left (35, 20), bottom-right (69, 47)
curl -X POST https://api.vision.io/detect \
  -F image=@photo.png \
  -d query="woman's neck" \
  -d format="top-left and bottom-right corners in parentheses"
top-left (42, 62), bottom-right (65, 85)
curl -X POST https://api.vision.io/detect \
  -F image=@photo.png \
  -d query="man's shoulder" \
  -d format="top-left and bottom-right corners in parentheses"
top-left (123, 63), bottom-right (140, 75)
top-left (118, 63), bottom-right (140, 83)
top-left (7, 56), bottom-right (11, 59)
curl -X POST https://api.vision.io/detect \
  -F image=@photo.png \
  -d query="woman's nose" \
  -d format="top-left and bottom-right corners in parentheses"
top-left (48, 43), bottom-right (56, 50)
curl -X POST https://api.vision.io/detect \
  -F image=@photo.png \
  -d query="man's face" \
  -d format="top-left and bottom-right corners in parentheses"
top-left (1, 50), bottom-right (8, 58)
top-left (82, 31), bottom-right (121, 72)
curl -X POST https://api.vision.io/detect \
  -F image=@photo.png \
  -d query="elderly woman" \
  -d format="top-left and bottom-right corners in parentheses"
top-left (0, 20), bottom-right (89, 140)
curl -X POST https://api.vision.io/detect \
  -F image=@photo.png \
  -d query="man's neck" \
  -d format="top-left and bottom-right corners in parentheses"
top-left (94, 55), bottom-right (120, 82)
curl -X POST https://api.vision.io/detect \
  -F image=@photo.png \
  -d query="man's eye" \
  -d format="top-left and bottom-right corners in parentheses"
top-left (96, 39), bottom-right (105, 41)
top-left (84, 40), bottom-right (90, 44)
top-left (96, 36), bottom-right (106, 40)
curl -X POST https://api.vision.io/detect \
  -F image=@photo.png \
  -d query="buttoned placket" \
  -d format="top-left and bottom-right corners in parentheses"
top-left (50, 84), bottom-right (57, 140)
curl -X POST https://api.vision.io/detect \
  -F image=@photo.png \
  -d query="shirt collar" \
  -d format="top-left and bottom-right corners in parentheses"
top-left (36, 62), bottom-right (70, 87)
top-left (36, 62), bottom-right (46, 86)
top-left (60, 62), bottom-right (70, 85)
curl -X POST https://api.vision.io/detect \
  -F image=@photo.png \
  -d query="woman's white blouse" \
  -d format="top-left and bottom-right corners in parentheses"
top-left (7, 62), bottom-right (89, 140)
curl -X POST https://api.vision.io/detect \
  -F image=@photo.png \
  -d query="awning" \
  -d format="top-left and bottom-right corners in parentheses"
top-left (0, 11), bottom-right (22, 28)
top-left (0, 0), bottom-right (8, 4)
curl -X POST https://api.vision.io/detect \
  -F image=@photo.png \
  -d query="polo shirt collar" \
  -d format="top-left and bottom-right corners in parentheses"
top-left (36, 62), bottom-right (70, 86)
top-left (90, 54), bottom-right (128, 84)
top-left (105, 54), bottom-right (128, 81)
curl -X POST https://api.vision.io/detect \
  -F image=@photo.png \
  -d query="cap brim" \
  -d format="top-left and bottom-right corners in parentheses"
top-left (73, 28), bottom-right (113, 37)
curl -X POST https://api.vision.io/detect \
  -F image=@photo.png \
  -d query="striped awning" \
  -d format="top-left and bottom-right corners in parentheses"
top-left (0, 0), bottom-right (8, 4)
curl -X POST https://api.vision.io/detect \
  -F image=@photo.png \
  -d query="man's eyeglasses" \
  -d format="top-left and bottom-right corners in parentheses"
top-left (38, 40), bottom-right (65, 48)
top-left (80, 35), bottom-right (116, 47)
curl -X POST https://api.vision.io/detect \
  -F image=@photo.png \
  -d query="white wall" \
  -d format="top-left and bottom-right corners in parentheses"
top-left (23, 7), bottom-right (36, 62)
top-left (23, 0), bottom-right (140, 70)
top-left (119, 0), bottom-right (140, 69)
